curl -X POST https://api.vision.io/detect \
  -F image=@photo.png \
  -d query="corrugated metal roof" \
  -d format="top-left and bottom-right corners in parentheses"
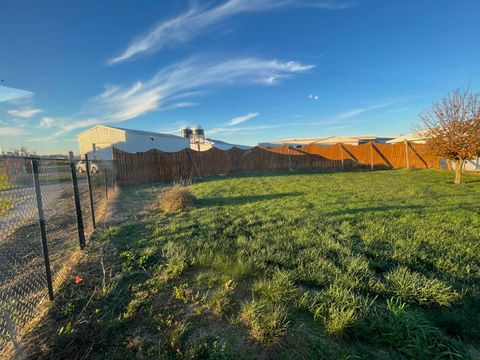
top-left (76, 124), bottom-right (184, 139)
top-left (261, 135), bottom-right (395, 146)
top-left (387, 131), bottom-right (428, 143)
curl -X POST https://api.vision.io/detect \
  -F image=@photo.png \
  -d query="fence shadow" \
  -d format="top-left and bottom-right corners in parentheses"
top-left (324, 204), bottom-right (425, 217)
top-left (197, 192), bottom-right (301, 207)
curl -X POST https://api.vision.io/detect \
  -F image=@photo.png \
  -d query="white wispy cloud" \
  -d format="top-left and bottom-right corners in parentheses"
top-left (0, 85), bottom-right (34, 103)
top-left (8, 108), bottom-right (43, 118)
top-left (38, 117), bottom-right (56, 128)
top-left (328, 103), bottom-right (391, 121)
top-left (60, 56), bottom-right (313, 132)
top-left (208, 124), bottom-right (279, 136)
top-left (0, 126), bottom-right (24, 136)
top-left (107, 0), bottom-right (352, 65)
top-left (228, 112), bottom-right (259, 126)
top-left (165, 102), bottom-right (198, 110)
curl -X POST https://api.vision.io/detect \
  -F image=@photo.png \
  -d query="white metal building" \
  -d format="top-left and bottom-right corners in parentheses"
top-left (77, 125), bottom-right (190, 159)
top-left (77, 125), bottom-right (250, 159)
top-left (386, 131), bottom-right (429, 144)
top-left (189, 138), bottom-right (251, 151)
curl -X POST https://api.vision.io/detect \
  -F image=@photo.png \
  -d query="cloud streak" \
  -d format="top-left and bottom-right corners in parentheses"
top-left (328, 103), bottom-right (391, 121)
top-left (0, 86), bottom-right (34, 103)
top-left (107, 0), bottom-right (352, 64)
top-left (60, 56), bottom-right (313, 132)
top-left (0, 127), bottom-right (24, 136)
top-left (228, 112), bottom-right (259, 126)
top-left (8, 108), bottom-right (43, 118)
top-left (208, 124), bottom-right (279, 136)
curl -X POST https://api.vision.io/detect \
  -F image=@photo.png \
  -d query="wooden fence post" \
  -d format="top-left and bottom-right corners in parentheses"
top-left (370, 142), bottom-right (374, 170)
top-left (339, 143), bottom-right (344, 169)
top-left (405, 140), bottom-right (410, 169)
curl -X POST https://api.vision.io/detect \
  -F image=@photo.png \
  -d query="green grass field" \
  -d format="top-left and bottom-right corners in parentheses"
top-left (26, 169), bottom-right (480, 359)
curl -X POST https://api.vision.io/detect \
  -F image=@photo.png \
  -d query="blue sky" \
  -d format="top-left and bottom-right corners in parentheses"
top-left (1, 0), bottom-right (479, 154)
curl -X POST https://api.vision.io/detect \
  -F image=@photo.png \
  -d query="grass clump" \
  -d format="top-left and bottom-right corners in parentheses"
top-left (160, 185), bottom-right (196, 212)
top-left (205, 279), bottom-right (237, 317)
top-left (239, 299), bottom-right (290, 343)
top-left (359, 298), bottom-right (464, 358)
top-left (384, 266), bottom-right (460, 306)
top-left (253, 270), bottom-right (299, 304)
top-left (303, 285), bottom-right (370, 336)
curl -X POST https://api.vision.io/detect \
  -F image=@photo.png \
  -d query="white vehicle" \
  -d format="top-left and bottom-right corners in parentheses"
top-left (76, 160), bottom-right (98, 174)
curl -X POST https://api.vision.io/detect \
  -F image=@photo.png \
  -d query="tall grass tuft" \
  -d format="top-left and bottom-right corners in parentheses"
top-left (205, 280), bottom-right (237, 317)
top-left (384, 266), bottom-right (460, 306)
top-left (303, 285), bottom-right (370, 336)
top-left (253, 270), bottom-right (299, 304)
top-left (358, 297), bottom-right (464, 358)
top-left (239, 299), bottom-right (290, 343)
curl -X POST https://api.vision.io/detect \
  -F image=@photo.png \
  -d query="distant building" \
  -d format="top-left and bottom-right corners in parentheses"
top-left (259, 135), bottom-right (395, 149)
top-left (77, 125), bottom-right (190, 159)
top-left (77, 124), bottom-right (250, 159)
top-left (180, 126), bottom-right (251, 151)
top-left (386, 131), bottom-right (429, 144)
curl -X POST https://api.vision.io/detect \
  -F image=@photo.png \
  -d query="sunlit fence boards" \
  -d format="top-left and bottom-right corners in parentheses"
top-left (113, 142), bottom-right (440, 184)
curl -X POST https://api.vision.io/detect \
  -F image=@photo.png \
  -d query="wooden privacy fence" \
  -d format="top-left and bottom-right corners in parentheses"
top-left (113, 142), bottom-right (440, 185)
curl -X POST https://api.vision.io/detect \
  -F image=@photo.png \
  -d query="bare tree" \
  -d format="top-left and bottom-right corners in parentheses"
top-left (420, 88), bottom-right (480, 184)
top-left (7, 146), bottom-right (35, 157)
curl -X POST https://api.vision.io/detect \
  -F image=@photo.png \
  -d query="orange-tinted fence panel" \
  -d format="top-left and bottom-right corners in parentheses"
top-left (113, 142), bottom-right (441, 185)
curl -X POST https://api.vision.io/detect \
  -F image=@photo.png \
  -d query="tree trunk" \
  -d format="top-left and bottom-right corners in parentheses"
top-left (454, 159), bottom-right (464, 184)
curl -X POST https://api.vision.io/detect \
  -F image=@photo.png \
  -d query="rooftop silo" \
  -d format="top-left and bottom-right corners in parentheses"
top-left (180, 126), bottom-right (192, 139)
top-left (192, 125), bottom-right (205, 139)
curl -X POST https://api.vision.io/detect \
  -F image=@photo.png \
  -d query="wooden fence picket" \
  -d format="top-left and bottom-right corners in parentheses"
top-left (112, 143), bottom-right (439, 185)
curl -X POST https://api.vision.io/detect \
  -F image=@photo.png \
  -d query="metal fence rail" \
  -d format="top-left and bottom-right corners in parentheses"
top-left (0, 154), bottom-right (116, 354)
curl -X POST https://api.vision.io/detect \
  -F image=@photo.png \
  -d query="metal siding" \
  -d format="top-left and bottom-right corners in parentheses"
top-left (124, 132), bottom-right (189, 152)
top-left (78, 125), bottom-right (189, 159)
top-left (77, 126), bottom-right (126, 159)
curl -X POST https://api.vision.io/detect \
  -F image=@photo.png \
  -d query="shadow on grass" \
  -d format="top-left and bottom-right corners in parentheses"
top-left (325, 204), bottom-right (425, 217)
top-left (187, 167), bottom-right (380, 185)
top-left (17, 218), bottom-right (155, 359)
top-left (197, 192), bottom-right (301, 207)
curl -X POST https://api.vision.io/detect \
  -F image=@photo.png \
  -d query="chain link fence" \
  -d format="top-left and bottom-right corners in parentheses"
top-left (0, 155), bottom-right (117, 355)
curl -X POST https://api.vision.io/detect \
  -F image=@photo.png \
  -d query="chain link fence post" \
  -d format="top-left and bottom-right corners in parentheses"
top-left (31, 158), bottom-right (54, 301)
top-left (69, 152), bottom-right (86, 249)
top-left (84, 154), bottom-right (96, 229)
